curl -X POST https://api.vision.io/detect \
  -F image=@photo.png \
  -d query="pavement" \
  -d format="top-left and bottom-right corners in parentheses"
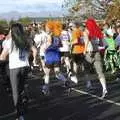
top-left (0, 67), bottom-right (120, 120)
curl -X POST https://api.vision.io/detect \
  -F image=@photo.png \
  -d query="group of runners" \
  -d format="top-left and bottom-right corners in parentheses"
top-left (0, 18), bottom-right (120, 120)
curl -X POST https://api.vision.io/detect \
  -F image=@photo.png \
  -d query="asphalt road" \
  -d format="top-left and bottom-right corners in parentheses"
top-left (0, 68), bottom-right (120, 120)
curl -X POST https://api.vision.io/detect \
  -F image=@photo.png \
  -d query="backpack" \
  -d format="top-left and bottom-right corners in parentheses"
top-left (44, 47), bottom-right (60, 65)
top-left (44, 36), bottom-right (61, 65)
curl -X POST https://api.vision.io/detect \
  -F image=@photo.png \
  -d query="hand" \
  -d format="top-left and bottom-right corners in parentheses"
top-left (83, 50), bottom-right (86, 55)
top-left (0, 55), bottom-right (5, 61)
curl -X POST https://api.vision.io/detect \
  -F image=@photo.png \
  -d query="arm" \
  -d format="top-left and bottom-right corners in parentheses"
top-left (44, 34), bottom-right (52, 50)
top-left (47, 35), bottom-right (52, 47)
top-left (0, 48), bottom-right (9, 60)
top-left (84, 30), bottom-right (90, 54)
top-left (0, 32), bottom-right (11, 60)
top-left (30, 46), bottom-right (37, 65)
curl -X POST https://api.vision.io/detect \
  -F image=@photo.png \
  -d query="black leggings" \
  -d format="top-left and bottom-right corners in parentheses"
top-left (10, 67), bottom-right (29, 115)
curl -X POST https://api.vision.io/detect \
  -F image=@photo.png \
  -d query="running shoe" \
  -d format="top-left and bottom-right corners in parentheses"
top-left (101, 89), bottom-right (108, 99)
top-left (42, 84), bottom-right (50, 96)
top-left (68, 71), bottom-right (78, 84)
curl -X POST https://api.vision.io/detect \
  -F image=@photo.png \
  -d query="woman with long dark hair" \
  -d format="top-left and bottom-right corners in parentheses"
top-left (0, 23), bottom-right (37, 120)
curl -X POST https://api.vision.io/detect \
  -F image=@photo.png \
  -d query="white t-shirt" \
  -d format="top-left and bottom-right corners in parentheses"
top-left (59, 30), bottom-right (70, 52)
top-left (34, 31), bottom-right (48, 56)
top-left (4, 39), bottom-right (29, 69)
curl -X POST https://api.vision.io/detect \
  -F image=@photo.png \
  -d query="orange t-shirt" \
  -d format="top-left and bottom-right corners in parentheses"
top-left (71, 28), bottom-right (84, 54)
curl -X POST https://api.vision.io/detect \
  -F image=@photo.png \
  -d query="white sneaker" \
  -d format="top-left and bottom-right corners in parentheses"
top-left (68, 72), bottom-right (78, 84)
top-left (70, 75), bottom-right (78, 84)
top-left (86, 80), bottom-right (92, 89)
top-left (115, 77), bottom-right (120, 82)
top-left (101, 89), bottom-right (108, 99)
top-left (56, 73), bottom-right (66, 82)
top-left (16, 115), bottom-right (24, 120)
top-left (33, 64), bottom-right (39, 67)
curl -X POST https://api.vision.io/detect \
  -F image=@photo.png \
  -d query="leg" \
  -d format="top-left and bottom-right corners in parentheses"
top-left (10, 68), bottom-right (20, 107)
top-left (10, 68), bottom-right (26, 118)
top-left (83, 55), bottom-right (93, 89)
top-left (73, 61), bottom-right (78, 74)
top-left (94, 52), bottom-right (107, 98)
top-left (42, 67), bottom-right (50, 95)
top-left (41, 58), bottom-right (46, 73)
top-left (69, 54), bottom-right (79, 84)
top-left (64, 56), bottom-right (71, 73)
top-left (44, 67), bottom-right (50, 84)
top-left (54, 67), bottom-right (66, 82)
top-left (109, 54), bottom-right (116, 73)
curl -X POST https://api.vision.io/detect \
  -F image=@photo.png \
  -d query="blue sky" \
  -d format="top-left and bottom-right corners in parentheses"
top-left (0, 0), bottom-right (64, 13)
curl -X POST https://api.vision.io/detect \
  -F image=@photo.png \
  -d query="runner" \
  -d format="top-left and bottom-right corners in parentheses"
top-left (83, 18), bottom-right (107, 98)
top-left (59, 23), bottom-right (78, 84)
top-left (33, 24), bottom-right (48, 72)
top-left (42, 20), bottom-right (67, 95)
top-left (71, 22), bottom-right (84, 77)
top-left (104, 28), bottom-right (119, 73)
top-left (0, 23), bottom-right (37, 120)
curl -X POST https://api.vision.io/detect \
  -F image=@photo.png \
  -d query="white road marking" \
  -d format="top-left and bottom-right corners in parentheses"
top-left (71, 88), bottom-right (120, 106)
top-left (0, 111), bottom-right (16, 119)
top-left (1, 87), bottom-right (120, 119)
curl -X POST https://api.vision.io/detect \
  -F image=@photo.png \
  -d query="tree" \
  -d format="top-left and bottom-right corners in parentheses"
top-left (18, 17), bottom-right (32, 26)
top-left (0, 19), bottom-right (8, 26)
top-left (9, 19), bottom-right (17, 26)
top-left (63, 0), bottom-right (112, 19)
top-left (105, 0), bottom-right (120, 22)
top-left (0, 19), bottom-right (9, 35)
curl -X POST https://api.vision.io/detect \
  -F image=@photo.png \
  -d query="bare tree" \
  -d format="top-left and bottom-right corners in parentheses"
top-left (105, 0), bottom-right (120, 22)
top-left (63, 0), bottom-right (112, 19)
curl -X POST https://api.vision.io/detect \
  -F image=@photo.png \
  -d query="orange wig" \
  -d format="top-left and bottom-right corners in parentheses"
top-left (46, 20), bottom-right (62, 37)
